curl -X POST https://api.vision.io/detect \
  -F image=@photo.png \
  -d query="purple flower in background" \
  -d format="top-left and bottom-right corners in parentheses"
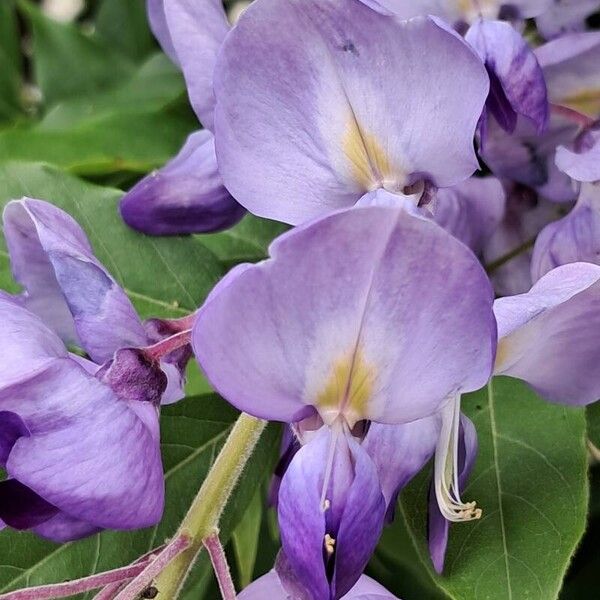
top-left (0, 298), bottom-right (164, 541)
top-left (483, 184), bottom-right (565, 296)
top-left (494, 262), bottom-right (600, 404)
top-left (532, 183), bottom-right (600, 280)
top-left (2, 198), bottom-right (189, 402)
top-left (536, 0), bottom-right (600, 40)
top-left (466, 19), bottom-right (548, 135)
top-left (432, 176), bottom-right (506, 254)
top-left (193, 206), bottom-right (496, 596)
top-left (119, 0), bottom-right (244, 236)
top-left (362, 0), bottom-right (551, 24)
top-left (213, 0), bottom-right (489, 224)
top-left (555, 124), bottom-right (600, 183)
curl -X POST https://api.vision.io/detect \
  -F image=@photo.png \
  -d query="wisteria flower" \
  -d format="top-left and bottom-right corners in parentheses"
top-left (120, 0), bottom-right (244, 235)
top-left (3, 198), bottom-right (189, 402)
top-left (213, 0), bottom-right (489, 224)
top-left (193, 205), bottom-right (496, 596)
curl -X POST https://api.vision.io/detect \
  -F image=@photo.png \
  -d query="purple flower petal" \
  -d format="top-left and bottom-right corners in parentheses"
top-left (214, 2), bottom-right (488, 224)
top-left (0, 411), bottom-right (29, 465)
top-left (363, 416), bottom-right (440, 522)
top-left (494, 262), bottom-right (600, 404)
top-left (532, 183), bottom-right (600, 279)
top-left (536, 0), bottom-right (600, 40)
top-left (428, 414), bottom-right (478, 574)
top-left (556, 128), bottom-right (600, 182)
top-left (536, 31), bottom-right (600, 118)
top-left (120, 130), bottom-right (245, 236)
top-left (3, 199), bottom-right (147, 364)
top-left (148, 0), bottom-right (230, 129)
top-left (32, 512), bottom-right (101, 542)
top-left (239, 569), bottom-right (400, 599)
top-left (193, 206), bottom-right (496, 425)
top-left (278, 427), bottom-right (386, 600)
top-left (466, 19), bottom-right (548, 134)
top-left (0, 479), bottom-right (59, 530)
top-left (433, 176), bottom-right (506, 253)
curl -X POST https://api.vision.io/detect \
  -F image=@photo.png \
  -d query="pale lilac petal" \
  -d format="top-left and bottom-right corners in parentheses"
top-left (239, 570), bottom-right (400, 599)
top-left (536, 0), bottom-right (600, 40)
top-left (193, 207), bottom-right (496, 425)
top-left (428, 414), bottom-right (477, 574)
top-left (363, 416), bottom-right (440, 521)
top-left (556, 128), bottom-right (600, 182)
top-left (214, 3), bottom-right (488, 224)
top-left (531, 183), bottom-right (600, 280)
top-left (433, 177), bottom-right (506, 253)
top-left (146, 0), bottom-right (179, 64)
top-left (161, 0), bottom-right (230, 129)
top-left (536, 31), bottom-right (600, 117)
top-left (3, 199), bottom-right (147, 364)
top-left (1, 360), bottom-right (164, 529)
top-left (466, 20), bottom-right (548, 133)
top-left (359, 0), bottom-right (550, 21)
top-left (494, 262), bottom-right (600, 404)
top-left (120, 130), bottom-right (245, 235)
top-left (0, 298), bottom-right (66, 390)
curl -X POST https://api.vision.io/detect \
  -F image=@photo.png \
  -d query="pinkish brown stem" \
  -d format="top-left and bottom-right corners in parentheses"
top-left (204, 533), bottom-right (237, 600)
top-left (550, 103), bottom-right (595, 129)
top-left (0, 561), bottom-right (150, 600)
top-left (143, 329), bottom-right (192, 361)
top-left (112, 533), bottom-right (191, 600)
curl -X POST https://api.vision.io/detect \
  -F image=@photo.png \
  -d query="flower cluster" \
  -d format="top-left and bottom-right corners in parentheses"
top-left (2, 0), bottom-right (600, 599)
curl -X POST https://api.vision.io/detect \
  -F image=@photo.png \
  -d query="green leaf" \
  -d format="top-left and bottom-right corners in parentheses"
top-left (379, 377), bottom-right (588, 600)
top-left (201, 215), bottom-right (289, 269)
top-left (232, 488), bottom-right (263, 588)
top-left (587, 403), bottom-right (600, 448)
top-left (0, 54), bottom-right (195, 176)
top-left (95, 0), bottom-right (155, 62)
top-left (0, 162), bottom-right (223, 318)
top-left (0, 395), bottom-right (281, 599)
top-left (0, 0), bottom-right (22, 120)
top-left (18, 0), bottom-right (134, 107)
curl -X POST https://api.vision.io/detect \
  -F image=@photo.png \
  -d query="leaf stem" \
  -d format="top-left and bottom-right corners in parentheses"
top-left (153, 413), bottom-right (267, 598)
top-left (204, 532), bottom-right (237, 600)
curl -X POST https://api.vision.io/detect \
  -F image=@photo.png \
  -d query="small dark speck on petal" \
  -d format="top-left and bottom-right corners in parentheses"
top-left (341, 40), bottom-right (359, 57)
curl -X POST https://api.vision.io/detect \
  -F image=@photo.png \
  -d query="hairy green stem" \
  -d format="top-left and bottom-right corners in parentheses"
top-left (153, 413), bottom-right (267, 599)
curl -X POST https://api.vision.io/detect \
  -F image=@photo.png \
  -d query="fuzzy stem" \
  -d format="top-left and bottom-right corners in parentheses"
top-left (0, 561), bottom-right (151, 600)
top-left (112, 533), bottom-right (191, 600)
top-left (144, 329), bottom-right (192, 361)
top-left (153, 414), bottom-right (267, 599)
top-left (204, 532), bottom-right (237, 600)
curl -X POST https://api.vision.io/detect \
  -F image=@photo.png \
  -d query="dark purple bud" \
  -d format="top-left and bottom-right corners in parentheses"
top-left (97, 348), bottom-right (168, 404)
top-left (120, 130), bottom-right (246, 236)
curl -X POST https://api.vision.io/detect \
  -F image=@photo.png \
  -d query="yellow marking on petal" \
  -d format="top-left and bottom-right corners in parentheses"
top-left (343, 116), bottom-right (394, 190)
top-left (561, 89), bottom-right (600, 118)
top-left (316, 347), bottom-right (376, 426)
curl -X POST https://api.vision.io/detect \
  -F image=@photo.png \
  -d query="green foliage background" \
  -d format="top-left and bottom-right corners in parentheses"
top-left (0, 2), bottom-right (599, 598)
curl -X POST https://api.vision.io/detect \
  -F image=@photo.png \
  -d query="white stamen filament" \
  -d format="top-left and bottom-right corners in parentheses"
top-left (324, 534), bottom-right (336, 556)
top-left (434, 395), bottom-right (482, 523)
top-left (320, 418), bottom-right (343, 512)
